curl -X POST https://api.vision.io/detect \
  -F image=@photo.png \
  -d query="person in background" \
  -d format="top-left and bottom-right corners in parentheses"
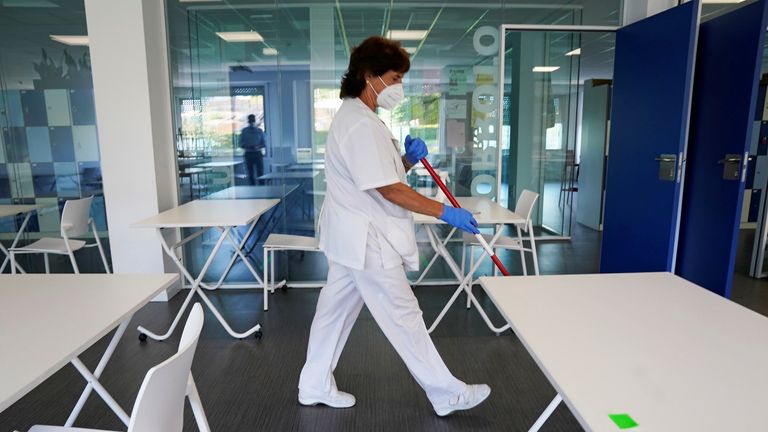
top-left (239, 113), bottom-right (266, 185)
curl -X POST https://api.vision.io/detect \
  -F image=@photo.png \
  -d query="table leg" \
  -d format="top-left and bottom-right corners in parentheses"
top-left (187, 375), bottom-right (211, 432)
top-left (199, 219), bottom-right (260, 291)
top-left (66, 319), bottom-right (131, 427)
top-left (137, 227), bottom-right (230, 341)
top-left (426, 226), bottom-right (510, 335)
top-left (263, 246), bottom-right (269, 311)
top-left (529, 394), bottom-right (562, 432)
top-left (223, 227), bottom-right (264, 286)
top-left (410, 226), bottom-right (458, 286)
top-left (0, 211), bottom-right (33, 274)
top-left (193, 283), bottom-right (261, 338)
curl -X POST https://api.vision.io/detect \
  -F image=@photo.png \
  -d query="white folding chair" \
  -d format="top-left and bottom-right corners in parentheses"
top-left (262, 233), bottom-right (320, 311)
top-left (28, 303), bottom-right (210, 432)
top-left (462, 189), bottom-right (540, 285)
top-left (9, 196), bottom-right (110, 274)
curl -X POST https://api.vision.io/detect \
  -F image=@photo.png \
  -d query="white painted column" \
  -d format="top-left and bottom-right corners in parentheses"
top-left (85, 0), bottom-right (180, 301)
top-left (310, 6), bottom-right (335, 226)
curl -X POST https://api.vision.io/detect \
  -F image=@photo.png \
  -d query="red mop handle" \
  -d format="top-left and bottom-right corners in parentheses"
top-left (420, 158), bottom-right (510, 276)
top-left (421, 157), bottom-right (460, 209)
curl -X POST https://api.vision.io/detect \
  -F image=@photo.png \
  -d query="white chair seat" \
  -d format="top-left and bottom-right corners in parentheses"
top-left (12, 237), bottom-right (86, 254)
top-left (264, 234), bottom-right (319, 251)
top-left (10, 197), bottom-right (110, 275)
top-left (29, 426), bottom-right (117, 432)
top-left (462, 232), bottom-right (522, 249)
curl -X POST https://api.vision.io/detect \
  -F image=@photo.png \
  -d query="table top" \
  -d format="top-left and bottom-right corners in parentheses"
top-left (479, 272), bottom-right (768, 431)
top-left (295, 159), bottom-right (325, 165)
top-left (412, 196), bottom-right (524, 225)
top-left (204, 185), bottom-right (298, 200)
top-left (180, 167), bottom-right (210, 175)
top-left (0, 273), bottom-right (179, 413)
top-left (258, 171), bottom-right (320, 180)
top-left (286, 163), bottom-right (324, 171)
top-left (0, 204), bottom-right (49, 219)
top-left (132, 199), bottom-right (280, 228)
top-left (195, 160), bottom-right (244, 168)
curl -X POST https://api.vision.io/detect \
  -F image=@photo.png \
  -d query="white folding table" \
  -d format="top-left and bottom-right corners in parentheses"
top-left (480, 272), bottom-right (768, 432)
top-left (194, 160), bottom-right (244, 168)
top-left (0, 204), bottom-right (49, 274)
top-left (204, 185), bottom-right (299, 200)
top-left (132, 199), bottom-right (279, 341)
top-left (286, 163), bottom-right (325, 171)
top-left (257, 170), bottom-right (320, 184)
top-left (0, 274), bottom-right (209, 431)
top-left (412, 196), bottom-right (525, 334)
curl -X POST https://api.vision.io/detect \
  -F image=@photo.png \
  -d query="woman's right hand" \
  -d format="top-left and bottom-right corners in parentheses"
top-left (438, 205), bottom-right (479, 234)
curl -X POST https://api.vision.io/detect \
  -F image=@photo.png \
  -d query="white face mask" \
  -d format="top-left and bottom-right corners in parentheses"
top-left (368, 76), bottom-right (405, 110)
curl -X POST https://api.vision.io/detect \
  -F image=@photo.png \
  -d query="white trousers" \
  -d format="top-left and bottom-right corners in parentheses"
top-left (299, 231), bottom-right (466, 404)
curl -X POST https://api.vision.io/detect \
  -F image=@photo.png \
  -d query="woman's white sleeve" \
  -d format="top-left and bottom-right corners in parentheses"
top-left (341, 122), bottom-right (400, 191)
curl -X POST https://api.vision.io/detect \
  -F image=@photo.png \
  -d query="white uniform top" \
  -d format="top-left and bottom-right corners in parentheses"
top-left (318, 97), bottom-right (419, 272)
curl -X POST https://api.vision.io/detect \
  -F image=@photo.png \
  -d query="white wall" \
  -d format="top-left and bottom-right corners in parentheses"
top-left (85, 0), bottom-right (180, 300)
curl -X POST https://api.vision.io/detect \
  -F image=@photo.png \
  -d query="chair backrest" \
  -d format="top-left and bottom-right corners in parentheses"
top-left (514, 189), bottom-right (539, 232)
top-left (433, 171), bottom-right (450, 203)
top-left (60, 196), bottom-right (94, 238)
top-left (128, 303), bottom-right (204, 432)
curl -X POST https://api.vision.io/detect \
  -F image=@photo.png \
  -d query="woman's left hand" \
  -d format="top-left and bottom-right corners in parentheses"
top-left (404, 135), bottom-right (428, 164)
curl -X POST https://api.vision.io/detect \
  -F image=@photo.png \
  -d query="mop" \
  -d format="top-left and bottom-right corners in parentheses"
top-left (419, 158), bottom-right (510, 276)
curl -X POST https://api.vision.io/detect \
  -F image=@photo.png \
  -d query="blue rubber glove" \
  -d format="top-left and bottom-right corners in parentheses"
top-left (439, 204), bottom-right (479, 234)
top-left (404, 134), bottom-right (428, 164)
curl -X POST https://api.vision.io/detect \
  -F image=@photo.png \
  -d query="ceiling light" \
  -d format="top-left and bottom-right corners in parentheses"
top-left (533, 66), bottom-right (560, 73)
top-left (216, 31), bottom-right (264, 43)
top-left (404, 47), bottom-right (417, 54)
top-left (263, 47), bottom-right (278, 55)
top-left (387, 30), bottom-right (428, 40)
top-left (565, 48), bottom-right (581, 56)
top-left (49, 35), bottom-right (89, 46)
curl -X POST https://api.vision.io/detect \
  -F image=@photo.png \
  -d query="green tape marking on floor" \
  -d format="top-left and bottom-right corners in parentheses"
top-left (608, 413), bottom-right (638, 429)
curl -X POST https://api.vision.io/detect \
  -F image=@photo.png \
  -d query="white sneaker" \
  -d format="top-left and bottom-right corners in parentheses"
top-left (433, 384), bottom-right (491, 417)
top-left (298, 388), bottom-right (356, 408)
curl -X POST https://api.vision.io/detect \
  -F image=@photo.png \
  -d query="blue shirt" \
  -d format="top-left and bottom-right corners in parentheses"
top-left (239, 125), bottom-right (265, 152)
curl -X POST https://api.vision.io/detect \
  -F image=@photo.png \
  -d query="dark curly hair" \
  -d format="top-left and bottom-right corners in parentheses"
top-left (339, 36), bottom-right (411, 99)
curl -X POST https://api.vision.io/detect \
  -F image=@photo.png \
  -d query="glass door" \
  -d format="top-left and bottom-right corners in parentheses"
top-left (499, 26), bottom-right (616, 238)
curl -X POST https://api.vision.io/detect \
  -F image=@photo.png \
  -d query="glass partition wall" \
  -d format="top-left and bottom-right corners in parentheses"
top-left (500, 27), bottom-right (616, 238)
top-left (166, 0), bottom-right (622, 285)
top-left (0, 0), bottom-right (109, 274)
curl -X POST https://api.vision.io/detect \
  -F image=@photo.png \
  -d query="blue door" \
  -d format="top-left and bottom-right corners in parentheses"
top-left (601, 1), bottom-right (700, 273)
top-left (676, 0), bottom-right (768, 297)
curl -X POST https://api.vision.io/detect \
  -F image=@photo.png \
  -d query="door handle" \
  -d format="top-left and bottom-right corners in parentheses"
top-left (655, 154), bottom-right (676, 181)
top-left (718, 153), bottom-right (742, 181)
top-left (718, 157), bottom-right (741, 164)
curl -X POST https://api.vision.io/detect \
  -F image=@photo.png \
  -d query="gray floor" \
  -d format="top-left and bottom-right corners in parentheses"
top-left (3, 224), bottom-right (768, 431)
